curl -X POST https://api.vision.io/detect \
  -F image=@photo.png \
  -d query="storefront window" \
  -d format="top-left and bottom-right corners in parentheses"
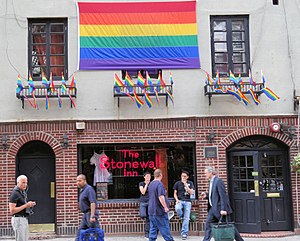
top-left (79, 143), bottom-right (196, 200)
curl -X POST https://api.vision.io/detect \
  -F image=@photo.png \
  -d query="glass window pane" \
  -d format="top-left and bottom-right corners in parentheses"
top-left (247, 156), bottom-right (253, 167)
top-left (233, 168), bottom-right (240, 179)
top-left (233, 156), bottom-right (240, 167)
top-left (214, 32), bottom-right (227, 41)
top-left (269, 156), bottom-right (275, 166)
top-left (240, 156), bottom-right (246, 167)
top-left (232, 42), bottom-right (245, 51)
top-left (33, 34), bottom-right (46, 44)
top-left (51, 34), bottom-right (64, 44)
top-left (215, 43), bottom-right (227, 51)
top-left (32, 24), bottom-right (46, 33)
top-left (248, 168), bottom-right (254, 179)
top-left (215, 64), bottom-right (228, 75)
top-left (33, 45), bottom-right (46, 55)
top-left (232, 20), bottom-right (245, 31)
top-left (213, 21), bottom-right (227, 31)
top-left (276, 157), bottom-right (282, 166)
top-left (50, 56), bottom-right (64, 66)
top-left (233, 181), bottom-right (241, 192)
top-left (51, 67), bottom-right (64, 77)
top-left (248, 181), bottom-right (254, 192)
top-left (276, 168), bottom-right (283, 178)
top-left (233, 53), bottom-right (246, 63)
top-left (240, 168), bottom-right (247, 179)
top-left (215, 53), bottom-right (228, 63)
top-left (232, 32), bottom-right (244, 41)
top-left (51, 24), bottom-right (64, 33)
top-left (269, 167), bottom-right (276, 177)
top-left (233, 63), bottom-right (246, 74)
top-left (241, 181), bottom-right (247, 192)
top-left (51, 45), bottom-right (64, 54)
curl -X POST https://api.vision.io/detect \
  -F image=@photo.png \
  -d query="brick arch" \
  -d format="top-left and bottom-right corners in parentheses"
top-left (7, 131), bottom-right (63, 157)
top-left (219, 127), bottom-right (296, 149)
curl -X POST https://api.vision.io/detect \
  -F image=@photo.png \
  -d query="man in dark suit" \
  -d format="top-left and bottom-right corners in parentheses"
top-left (200, 167), bottom-right (244, 241)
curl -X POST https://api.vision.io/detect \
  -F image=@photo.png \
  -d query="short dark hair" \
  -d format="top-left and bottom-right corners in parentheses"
top-left (181, 170), bottom-right (189, 176)
top-left (143, 172), bottom-right (151, 177)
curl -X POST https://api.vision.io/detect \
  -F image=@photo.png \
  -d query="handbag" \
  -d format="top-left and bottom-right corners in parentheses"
top-left (211, 215), bottom-right (235, 241)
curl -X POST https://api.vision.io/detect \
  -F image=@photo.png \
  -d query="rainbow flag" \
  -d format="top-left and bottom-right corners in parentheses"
top-left (237, 89), bottom-right (250, 106)
top-left (70, 73), bottom-right (76, 91)
top-left (248, 89), bottom-right (261, 105)
top-left (166, 90), bottom-right (174, 105)
top-left (249, 69), bottom-right (256, 86)
top-left (229, 70), bottom-right (239, 86)
top-left (157, 71), bottom-right (166, 92)
top-left (144, 91), bottom-right (153, 108)
top-left (214, 71), bottom-right (221, 88)
top-left (28, 74), bottom-right (35, 94)
top-left (154, 89), bottom-right (160, 104)
top-left (42, 74), bottom-right (49, 89)
top-left (170, 72), bottom-right (174, 85)
top-left (146, 71), bottom-right (154, 93)
top-left (226, 88), bottom-right (242, 101)
top-left (77, 1), bottom-right (200, 70)
top-left (205, 72), bottom-right (213, 85)
top-left (61, 73), bottom-right (67, 94)
top-left (125, 71), bottom-right (134, 92)
top-left (137, 71), bottom-right (146, 88)
top-left (261, 87), bottom-right (280, 101)
top-left (133, 90), bottom-right (144, 108)
top-left (114, 73), bottom-right (125, 93)
top-left (50, 72), bottom-right (55, 94)
top-left (16, 74), bottom-right (23, 94)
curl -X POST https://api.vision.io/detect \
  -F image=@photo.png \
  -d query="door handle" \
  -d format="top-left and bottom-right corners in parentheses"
top-left (50, 182), bottom-right (55, 198)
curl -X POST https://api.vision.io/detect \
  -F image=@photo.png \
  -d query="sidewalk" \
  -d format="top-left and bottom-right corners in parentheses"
top-left (2, 234), bottom-right (300, 241)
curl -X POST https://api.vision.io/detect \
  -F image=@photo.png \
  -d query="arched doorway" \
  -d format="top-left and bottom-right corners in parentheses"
top-left (227, 135), bottom-right (293, 233)
top-left (16, 141), bottom-right (55, 232)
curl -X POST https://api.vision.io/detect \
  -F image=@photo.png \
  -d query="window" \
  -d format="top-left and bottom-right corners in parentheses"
top-left (79, 143), bottom-right (196, 200)
top-left (121, 69), bottom-right (162, 80)
top-left (28, 19), bottom-right (68, 81)
top-left (210, 16), bottom-right (250, 77)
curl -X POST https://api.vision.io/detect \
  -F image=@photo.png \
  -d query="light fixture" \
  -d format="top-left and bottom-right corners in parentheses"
top-left (280, 124), bottom-right (296, 140)
top-left (62, 134), bottom-right (69, 148)
top-left (208, 129), bottom-right (215, 143)
top-left (2, 135), bottom-right (7, 150)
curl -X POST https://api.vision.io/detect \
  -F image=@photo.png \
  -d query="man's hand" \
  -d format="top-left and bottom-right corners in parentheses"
top-left (27, 201), bottom-right (36, 208)
top-left (164, 207), bottom-right (169, 213)
top-left (220, 210), bottom-right (227, 216)
top-left (200, 192), bottom-right (206, 199)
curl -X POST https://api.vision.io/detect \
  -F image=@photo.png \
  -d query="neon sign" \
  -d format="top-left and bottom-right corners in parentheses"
top-left (99, 150), bottom-right (155, 176)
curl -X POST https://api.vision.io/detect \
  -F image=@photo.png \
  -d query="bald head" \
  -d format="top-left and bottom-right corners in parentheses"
top-left (76, 174), bottom-right (87, 188)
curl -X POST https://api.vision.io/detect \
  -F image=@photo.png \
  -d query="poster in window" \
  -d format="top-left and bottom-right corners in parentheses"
top-left (96, 182), bottom-right (108, 201)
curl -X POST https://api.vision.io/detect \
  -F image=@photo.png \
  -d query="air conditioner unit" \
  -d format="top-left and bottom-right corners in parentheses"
top-left (76, 122), bottom-right (86, 130)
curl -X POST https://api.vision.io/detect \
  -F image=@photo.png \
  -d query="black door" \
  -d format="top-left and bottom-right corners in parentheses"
top-left (17, 141), bottom-right (55, 224)
top-left (228, 143), bottom-right (293, 233)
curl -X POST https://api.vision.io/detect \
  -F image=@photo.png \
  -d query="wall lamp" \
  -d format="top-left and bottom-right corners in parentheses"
top-left (281, 124), bottom-right (296, 140)
top-left (2, 135), bottom-right (8, 150)
top-left (61, 134), bottom-right (69, 148)
top-left (208, 129), bottom-right (215, 143)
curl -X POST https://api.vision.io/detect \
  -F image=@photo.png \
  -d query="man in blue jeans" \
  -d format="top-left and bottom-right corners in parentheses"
top-left (173, 170), bottom-right (195, 240)
top-left (139, 172), bottom-right (151, 238)
top-left (148, 169), bottom-right (175, 241)
top-left (75, 174), bottom-right (100, 241)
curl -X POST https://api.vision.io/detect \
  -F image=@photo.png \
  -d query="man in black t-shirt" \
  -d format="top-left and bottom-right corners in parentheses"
top-left (9, 175), bottom-right (36, 241)
top-left (139, 172), bottom-right (151, 239)
top-left (173, 170), bottom-right (194, 240)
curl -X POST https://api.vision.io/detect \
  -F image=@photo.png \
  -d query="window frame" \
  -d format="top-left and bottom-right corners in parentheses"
top-left (210, 15), bottom-right (250, 77)
top-left (28, 18), bottom-right (68, 81)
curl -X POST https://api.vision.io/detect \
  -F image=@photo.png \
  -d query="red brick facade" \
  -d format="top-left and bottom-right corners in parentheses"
top-left (0, 115), bottom-right (299, 236)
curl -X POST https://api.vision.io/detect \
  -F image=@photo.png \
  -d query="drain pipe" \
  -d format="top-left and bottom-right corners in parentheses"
top-left (297, 106), bottom-right (300, 227)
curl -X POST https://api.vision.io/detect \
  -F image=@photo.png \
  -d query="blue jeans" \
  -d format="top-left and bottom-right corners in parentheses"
top-left (149, 214), bottom-right (174, 241)
top-left (175, 200), bottom-right (192, 236)
top-left (75, 212), bottom-right (100, 241)
top-left (139, 202), bottom-right (150, 237)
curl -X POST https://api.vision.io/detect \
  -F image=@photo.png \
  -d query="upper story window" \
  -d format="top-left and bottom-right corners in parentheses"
top-left (121, 69), bottom-right (162, 80)
top-left (28, 19), bottom-right (68, 81)
top-left (210, 15), bottom-right (250, 77)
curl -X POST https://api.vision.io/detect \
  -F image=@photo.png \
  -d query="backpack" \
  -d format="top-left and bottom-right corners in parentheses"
top-left (80, 228), bottom-right (104, 241)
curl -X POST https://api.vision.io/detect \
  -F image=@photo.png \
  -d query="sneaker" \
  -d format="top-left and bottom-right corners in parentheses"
top-left (182, 234), bottom-right (187, 240)
top-left (168, 211), bottom-right (175, 220)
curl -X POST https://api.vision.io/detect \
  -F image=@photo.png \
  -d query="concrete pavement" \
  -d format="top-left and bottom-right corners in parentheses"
top-left (1, 234), bottom-right (300, 241)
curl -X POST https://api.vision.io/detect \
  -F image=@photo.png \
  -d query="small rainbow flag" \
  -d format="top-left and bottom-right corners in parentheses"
top-left (157, 71), bottom-right (166, 92)
top-left (146, 71), bottom-right (154, 93)
top-left (125, 71), bottom-right (134, 93)
top-left (166, 90), bottom-right (174, 105)
top-left (226, 88), bottom-right (242, 101)
top-left (154, 88), bottom-right (160, 104)
top-left (229, 70), bottom-right (239, 86)
top-left (205, 72), bottom-right (213, 85)
top-left (261, 87), bottom-right (280, 101)
top-left (61, 73), bottom-right (67, 94)
top-left (28, 74), bottom-right (35, 94)
top-left (144, 90), bottom-right (153, 108)
top-left (42, 74), bottom-right (50, 89)
top-left (122, 90), bottom-right (134, 102)
top-left (114, 73), bottom-right (125, 93)
top-left (70, 73), bottom-right (76, 91)
top-left (237, 89), bottom-right (250, 106)
top-left (137, 71), bottom-right (146, 88)
top-left (214, 88), bottom-right (226, 93)
top-left (50, 72), bottom-right (55, 94)
top-left (249, 69), bottom-right (256, 86)
top-left (170, 72), bottom-right (174, 85)
top-left (16, 74), bottom-right (23, 94)
top-left (248, 89), bottom-right (261, 105)
top-left (133, 90), bottom-right (144, 108)
top-left (214, 71), bottom-right (220, 88)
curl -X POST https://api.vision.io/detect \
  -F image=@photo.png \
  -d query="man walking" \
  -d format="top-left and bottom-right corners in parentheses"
top-left (9, 175), bottom-right (36, 241)
top-left (148, 169), bottom-right (175, 241)
top-left (173, 170), bottom-right (194, 240)
top-left (139, 172), bottom-right (151, 239)
top-left (75, 174), bottom-right (100, 241)
top-left (200, 167), bottom-right (244, 241)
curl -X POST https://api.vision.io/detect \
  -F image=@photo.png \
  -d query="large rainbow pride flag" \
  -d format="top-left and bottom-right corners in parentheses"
top-left (77, 1), bottom-right (200, 70)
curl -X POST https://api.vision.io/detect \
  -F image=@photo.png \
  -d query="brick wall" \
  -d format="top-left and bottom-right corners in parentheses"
top-left (0, 115), bottom-right (299, 236)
